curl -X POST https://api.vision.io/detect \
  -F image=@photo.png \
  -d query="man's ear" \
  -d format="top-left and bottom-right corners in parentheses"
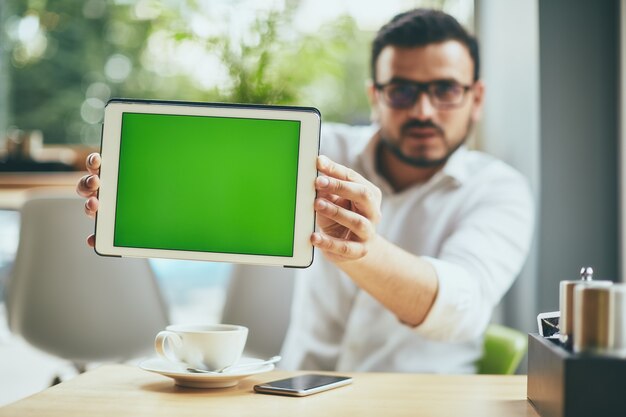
top-left (366, 80), bottom-right (379, 123)
top-left (470, 80), bottom-right (485, 122)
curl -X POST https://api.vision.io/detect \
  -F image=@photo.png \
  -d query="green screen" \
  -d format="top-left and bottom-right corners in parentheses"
top-left (114, 112), bottom-right (300, 257)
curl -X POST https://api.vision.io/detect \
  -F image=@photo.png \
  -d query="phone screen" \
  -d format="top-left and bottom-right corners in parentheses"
top-left (254, 374), bottom-right (352, 396)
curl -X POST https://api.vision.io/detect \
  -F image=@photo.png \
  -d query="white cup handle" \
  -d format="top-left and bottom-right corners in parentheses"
top-left (155, 330), bottom-right (183, 364)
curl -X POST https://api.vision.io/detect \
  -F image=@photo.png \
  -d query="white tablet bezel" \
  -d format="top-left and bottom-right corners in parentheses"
top-left (95, 99), bottom-right (320, 267)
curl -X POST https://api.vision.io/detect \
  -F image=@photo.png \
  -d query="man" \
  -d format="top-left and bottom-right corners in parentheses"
top-left (78, 9), bottom-right (533, 373)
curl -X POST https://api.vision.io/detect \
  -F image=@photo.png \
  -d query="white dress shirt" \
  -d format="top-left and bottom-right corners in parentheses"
top-left (280, 123), bottom-right (534, 373)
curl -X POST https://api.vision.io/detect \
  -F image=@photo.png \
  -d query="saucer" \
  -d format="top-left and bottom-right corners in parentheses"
top-left (139, 357), bottom-right (274, 388)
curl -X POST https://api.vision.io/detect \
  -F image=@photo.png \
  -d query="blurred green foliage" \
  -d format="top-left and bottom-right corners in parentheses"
top-left (3, 0), bottom-right (373, 145)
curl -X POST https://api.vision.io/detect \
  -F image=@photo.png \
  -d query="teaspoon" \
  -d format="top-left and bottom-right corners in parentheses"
top-left (186, 355), bottom-right (281, 374)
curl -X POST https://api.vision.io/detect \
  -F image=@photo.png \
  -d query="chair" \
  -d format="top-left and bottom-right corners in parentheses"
top-left (221, 265), bottom-right (295, 358)
top-left (5, 192), bottom-right (169, 371)
top-left (477, 323), bottom-right (528, 375)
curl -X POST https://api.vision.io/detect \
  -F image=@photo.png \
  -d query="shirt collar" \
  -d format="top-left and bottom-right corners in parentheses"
top-left (439, 145), bottom-right (471, 187)
top-left (357, 127), bottom-right (471, 194)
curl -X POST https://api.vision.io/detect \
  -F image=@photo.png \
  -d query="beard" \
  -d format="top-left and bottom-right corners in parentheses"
top-left (379, 119), bottom-right (472, 168)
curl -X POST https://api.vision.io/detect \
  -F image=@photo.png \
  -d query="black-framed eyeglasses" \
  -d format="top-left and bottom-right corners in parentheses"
top-left (374, 80), bottom-right (474, 110)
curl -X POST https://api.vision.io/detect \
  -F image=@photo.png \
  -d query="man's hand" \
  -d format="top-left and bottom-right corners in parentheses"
top-left (312, 155), bottom-right (382, 263)
top-left (76, 153), bottom-right (101, 247)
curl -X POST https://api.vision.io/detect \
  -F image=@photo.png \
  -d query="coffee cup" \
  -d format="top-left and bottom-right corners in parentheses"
top-left (155, 324), bottom-right (248, 370)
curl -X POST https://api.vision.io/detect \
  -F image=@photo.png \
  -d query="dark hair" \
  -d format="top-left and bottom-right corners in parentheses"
top-left (371, 9), bottom-right (480, 83)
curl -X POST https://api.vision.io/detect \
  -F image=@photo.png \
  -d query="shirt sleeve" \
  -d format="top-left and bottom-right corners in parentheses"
top-left (412, 168), bottom-right (535, 342)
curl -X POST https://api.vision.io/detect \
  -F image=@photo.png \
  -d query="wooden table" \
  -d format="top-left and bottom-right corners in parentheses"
top-left (0, 365), bottom-right (539, 417)
top-left (0, 172), bottom-right (84, 209)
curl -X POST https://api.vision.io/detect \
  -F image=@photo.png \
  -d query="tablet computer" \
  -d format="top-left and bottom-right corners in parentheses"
top-left (95, 99), bottom-right (320, 267)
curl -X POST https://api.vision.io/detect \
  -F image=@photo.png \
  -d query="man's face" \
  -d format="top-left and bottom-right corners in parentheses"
top-left (369, 41), bottom-right (484, 168)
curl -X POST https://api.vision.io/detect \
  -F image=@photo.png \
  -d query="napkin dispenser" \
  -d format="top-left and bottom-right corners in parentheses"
top-left (527, 333), bottom-right (626, 417)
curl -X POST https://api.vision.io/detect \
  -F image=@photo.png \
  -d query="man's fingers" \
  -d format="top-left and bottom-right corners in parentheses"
top-left (81, 154), bottom-right (101, 249)
top-left (317, 155), bottom-right (365, 183)
top-left (84, 196), bottom-right (99, 218)
top-left (311, 232), bottom-right (368, 260)
top-left (314, 190), bottom-right (343, 205)
top-left (315, 175), bottom-right (381, 222)
top-left (86, 153), bottom-right (101, 175)
top-left (76, 174), bottom-right (100, 197)
top-left (315, 199), bottom-right (373, 241)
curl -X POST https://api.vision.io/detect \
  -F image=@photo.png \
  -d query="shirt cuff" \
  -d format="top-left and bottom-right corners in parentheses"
top-left (411, 257), bottom-right (477, 341)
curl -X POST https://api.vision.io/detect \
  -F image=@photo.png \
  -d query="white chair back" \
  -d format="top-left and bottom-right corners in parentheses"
top-left (6, 192), bottom-right (169, 364)
top-left (221, 265), bottom-right (294, 358)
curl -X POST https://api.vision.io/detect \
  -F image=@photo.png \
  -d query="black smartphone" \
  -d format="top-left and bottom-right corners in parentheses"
top-left (253, 374), bottom-right (353, 397)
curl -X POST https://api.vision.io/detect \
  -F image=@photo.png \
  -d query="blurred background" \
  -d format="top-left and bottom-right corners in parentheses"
top-left (0, 0), bottom-right (474, 149)
top-left (0, 0), bottom-right (623, 407)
